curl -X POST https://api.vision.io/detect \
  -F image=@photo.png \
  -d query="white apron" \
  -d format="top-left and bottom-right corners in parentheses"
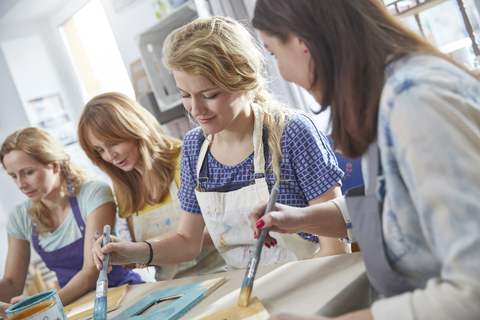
top-left (195, 104), bottom-right (319, 269)
top-left (132, 179), bottom-right (225, 280)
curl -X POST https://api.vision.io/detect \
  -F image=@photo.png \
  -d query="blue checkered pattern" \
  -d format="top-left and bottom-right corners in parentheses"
top-left (178, 114), bottom-right (344, 242)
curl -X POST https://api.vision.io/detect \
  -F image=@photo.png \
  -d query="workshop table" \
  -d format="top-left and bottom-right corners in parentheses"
top-left (86, 252), bottom-right (376, 319)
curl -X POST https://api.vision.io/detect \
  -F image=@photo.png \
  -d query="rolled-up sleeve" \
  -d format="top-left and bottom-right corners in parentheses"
top-left (330, 196), bottom-right (356, 244)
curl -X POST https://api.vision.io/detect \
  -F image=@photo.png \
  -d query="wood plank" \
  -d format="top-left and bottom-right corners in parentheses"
top-left (199, 297), bottom-right (269, 320)
top-left (64, 284), bottom-right (129, 320)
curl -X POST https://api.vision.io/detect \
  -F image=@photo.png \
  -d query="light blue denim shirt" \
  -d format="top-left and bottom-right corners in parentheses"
top-left (333, 55), bottom-right (480, 320)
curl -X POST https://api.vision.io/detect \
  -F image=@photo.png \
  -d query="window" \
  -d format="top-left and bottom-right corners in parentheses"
top-left (59, 0), bottom-right (135, 103)
top-left (385, 0), bottom-right (480, 68)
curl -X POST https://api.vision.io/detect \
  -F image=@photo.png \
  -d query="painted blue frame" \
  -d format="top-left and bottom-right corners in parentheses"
top-left (112, 278), bottom-right (225, 320)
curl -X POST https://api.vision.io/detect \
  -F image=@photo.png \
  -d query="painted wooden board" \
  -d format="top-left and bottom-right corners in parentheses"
top-left (64, 283), bottom-right (129, 320)
top-left (199, 297), bottom-right (269, 320)
top-left (112, 277), bottom-right (225, 320)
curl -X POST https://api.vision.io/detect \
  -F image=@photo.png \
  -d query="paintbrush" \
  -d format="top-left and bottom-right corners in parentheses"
top-left (93, 225), bottom-right (111, 320)
top-left (237, 188), bottom-right (279, 308)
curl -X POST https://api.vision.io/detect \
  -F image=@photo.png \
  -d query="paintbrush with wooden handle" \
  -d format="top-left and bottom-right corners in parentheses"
top-left (93, 225), bottom-right (110, 320)
top-left (237, 188), bottom-right (279, 307)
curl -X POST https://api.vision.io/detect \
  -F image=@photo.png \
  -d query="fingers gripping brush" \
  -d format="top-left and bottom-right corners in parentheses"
top-left (238, 188), bottom-right (279, 307)
top-left (93, 225), bottom-right (111, 320)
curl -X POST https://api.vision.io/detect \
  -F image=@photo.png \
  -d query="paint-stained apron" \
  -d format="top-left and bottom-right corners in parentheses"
top-left (345, 141), bottom-right (416, 297)
top-left (195, 104), bottom-right (319, 269)
top-left (33, 196), bottom-right (142, 288)
top-left (132, 179), bottom-right (225, 280)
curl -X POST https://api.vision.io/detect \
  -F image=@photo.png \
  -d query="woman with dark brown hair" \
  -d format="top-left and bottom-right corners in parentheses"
top-left (249, 0), bottom-right (480, 319)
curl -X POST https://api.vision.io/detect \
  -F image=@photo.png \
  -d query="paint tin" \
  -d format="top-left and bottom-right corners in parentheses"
top-left (6, 289), bottom-right (67, 319)
top-left (7, 300), bottom-right (62, 320)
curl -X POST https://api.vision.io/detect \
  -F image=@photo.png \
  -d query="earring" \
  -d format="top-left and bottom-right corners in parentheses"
top-left (304, 49), bottom-right (308, 54)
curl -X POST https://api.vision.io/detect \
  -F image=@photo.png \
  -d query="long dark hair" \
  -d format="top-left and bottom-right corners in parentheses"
top-left (253, 0), bottom-right (473, 158)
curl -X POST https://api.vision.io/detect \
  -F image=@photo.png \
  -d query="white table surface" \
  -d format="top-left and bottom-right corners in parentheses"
top-left (94, 252), bottom-right (377, 319)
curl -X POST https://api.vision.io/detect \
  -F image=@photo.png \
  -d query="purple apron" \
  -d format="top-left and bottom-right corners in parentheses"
top-left (345, 141), bottom-right (416, 297)
top-left (32, 196), bottom-right (143, 288)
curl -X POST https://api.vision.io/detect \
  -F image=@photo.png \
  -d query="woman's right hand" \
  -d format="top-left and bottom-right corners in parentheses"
top-left (91, 235), bottom-right (148, 271)
top-left (248, 201), bottom-right (308, 245)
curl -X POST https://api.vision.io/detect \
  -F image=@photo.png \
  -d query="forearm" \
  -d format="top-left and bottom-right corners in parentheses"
top-left (58, 268), bottom-right (98, 305)
top-left (136, 232), bottom-right (202, 266)
top-left (335, 308), bottom-right (373, 320)
top-left (301, 201), bottom-right (348, 238)
top-left (0, 278), bottom-right (23, 302)
top-left (315, 237), bottom-right (350, 257)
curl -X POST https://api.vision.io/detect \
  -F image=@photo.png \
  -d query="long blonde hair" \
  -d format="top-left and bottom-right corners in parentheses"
top-left (163, 16), bottom-right (294, 186)
top-left (78, 92), bottom-right (182, 217)
top-left (0, 127), bottom-right (91, 235)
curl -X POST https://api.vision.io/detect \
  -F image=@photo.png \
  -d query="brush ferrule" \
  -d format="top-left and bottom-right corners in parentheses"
top-left (246, 258), bottom-right (257, 278)
top-left (96, 280), bottom-right (108, 298)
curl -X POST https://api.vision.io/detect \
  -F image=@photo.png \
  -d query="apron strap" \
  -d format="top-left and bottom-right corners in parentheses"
top-left (366, 140), bottom-right (381, 197)
top-left (31, 223), bottom-right (40, 249)
top-left (196, 103), bottom-right (268, 185)
top-left (252, 103), bottom-right (266, 174)
top-left (168, 178), bottom-right (179, 201)
top-left (197, 133), bottom-right (211, 187)
top-left (31, 195), bottom-right (84, 250)
top-left (69, 196), bottom-right (85, 236)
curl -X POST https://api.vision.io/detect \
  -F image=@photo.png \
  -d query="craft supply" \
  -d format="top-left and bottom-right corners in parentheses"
top-left (7, 300), bottom-right (62, 320)
top-left (237, 188), bottom-right (279, 308)
top-left (200, 296), bottom-right (269, 320)
top-left (5, 289), bottom-right (66, 319)
top-left (64, 283), bottom-right (129, 320)
top-left (113, 277), bottom-right (225, 320)
top-left (93, 225), bottom-right (111, 320)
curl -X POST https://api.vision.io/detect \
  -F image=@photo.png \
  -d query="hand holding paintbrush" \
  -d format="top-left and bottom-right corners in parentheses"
top-left (93, 225), bottom-right (110, 320)
top-left (238, 188), bottom-right (279, 307)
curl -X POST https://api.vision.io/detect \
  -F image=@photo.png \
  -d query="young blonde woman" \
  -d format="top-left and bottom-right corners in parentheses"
top-left (0, 127), bottom-right (141, 318)
top-left (91, 16), bottom-right (348, 272)
top-left (78, 92), bottom-right (224, 281)
top-left (249, 0), bottom-right (480, 319)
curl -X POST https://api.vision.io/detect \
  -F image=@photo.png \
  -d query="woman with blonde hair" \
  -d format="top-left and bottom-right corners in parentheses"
top-left (0, 127), bottom-right (141, 318)
top-left (248, 0), bottom-right (480, 319)
top-left (91, 16), bottom-right (347, 272)
top-left (78, 92), bottom-right (223, 280)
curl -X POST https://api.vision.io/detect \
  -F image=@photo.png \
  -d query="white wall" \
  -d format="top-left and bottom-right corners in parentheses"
top-left (0, 46), bottom-right (32, 278)
top-left (1, 36), bottom-right (69, 122)
top-left (0, 8), bottom-right (108, 279)
top-left (99, 0), bottom-right (164, 77)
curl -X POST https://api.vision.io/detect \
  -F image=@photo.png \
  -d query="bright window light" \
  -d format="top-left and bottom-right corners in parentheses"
top-left (59, 0), bottom-right (135, 103)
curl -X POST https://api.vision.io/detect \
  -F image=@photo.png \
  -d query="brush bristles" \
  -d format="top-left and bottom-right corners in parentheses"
top-left (93, 296), bottom-right (108, 320)
top-left (237, 286), bottom-right (252, 307)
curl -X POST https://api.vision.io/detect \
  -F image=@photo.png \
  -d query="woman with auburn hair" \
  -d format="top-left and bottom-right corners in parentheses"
top-left (91, 16), bottom-right (348, 273)
top-left (248, 0), bottom-right (480, 319)
top-left (0, 127), bottom-right (141, 318)
top-left (78, 92), bottom-right (224, 281)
